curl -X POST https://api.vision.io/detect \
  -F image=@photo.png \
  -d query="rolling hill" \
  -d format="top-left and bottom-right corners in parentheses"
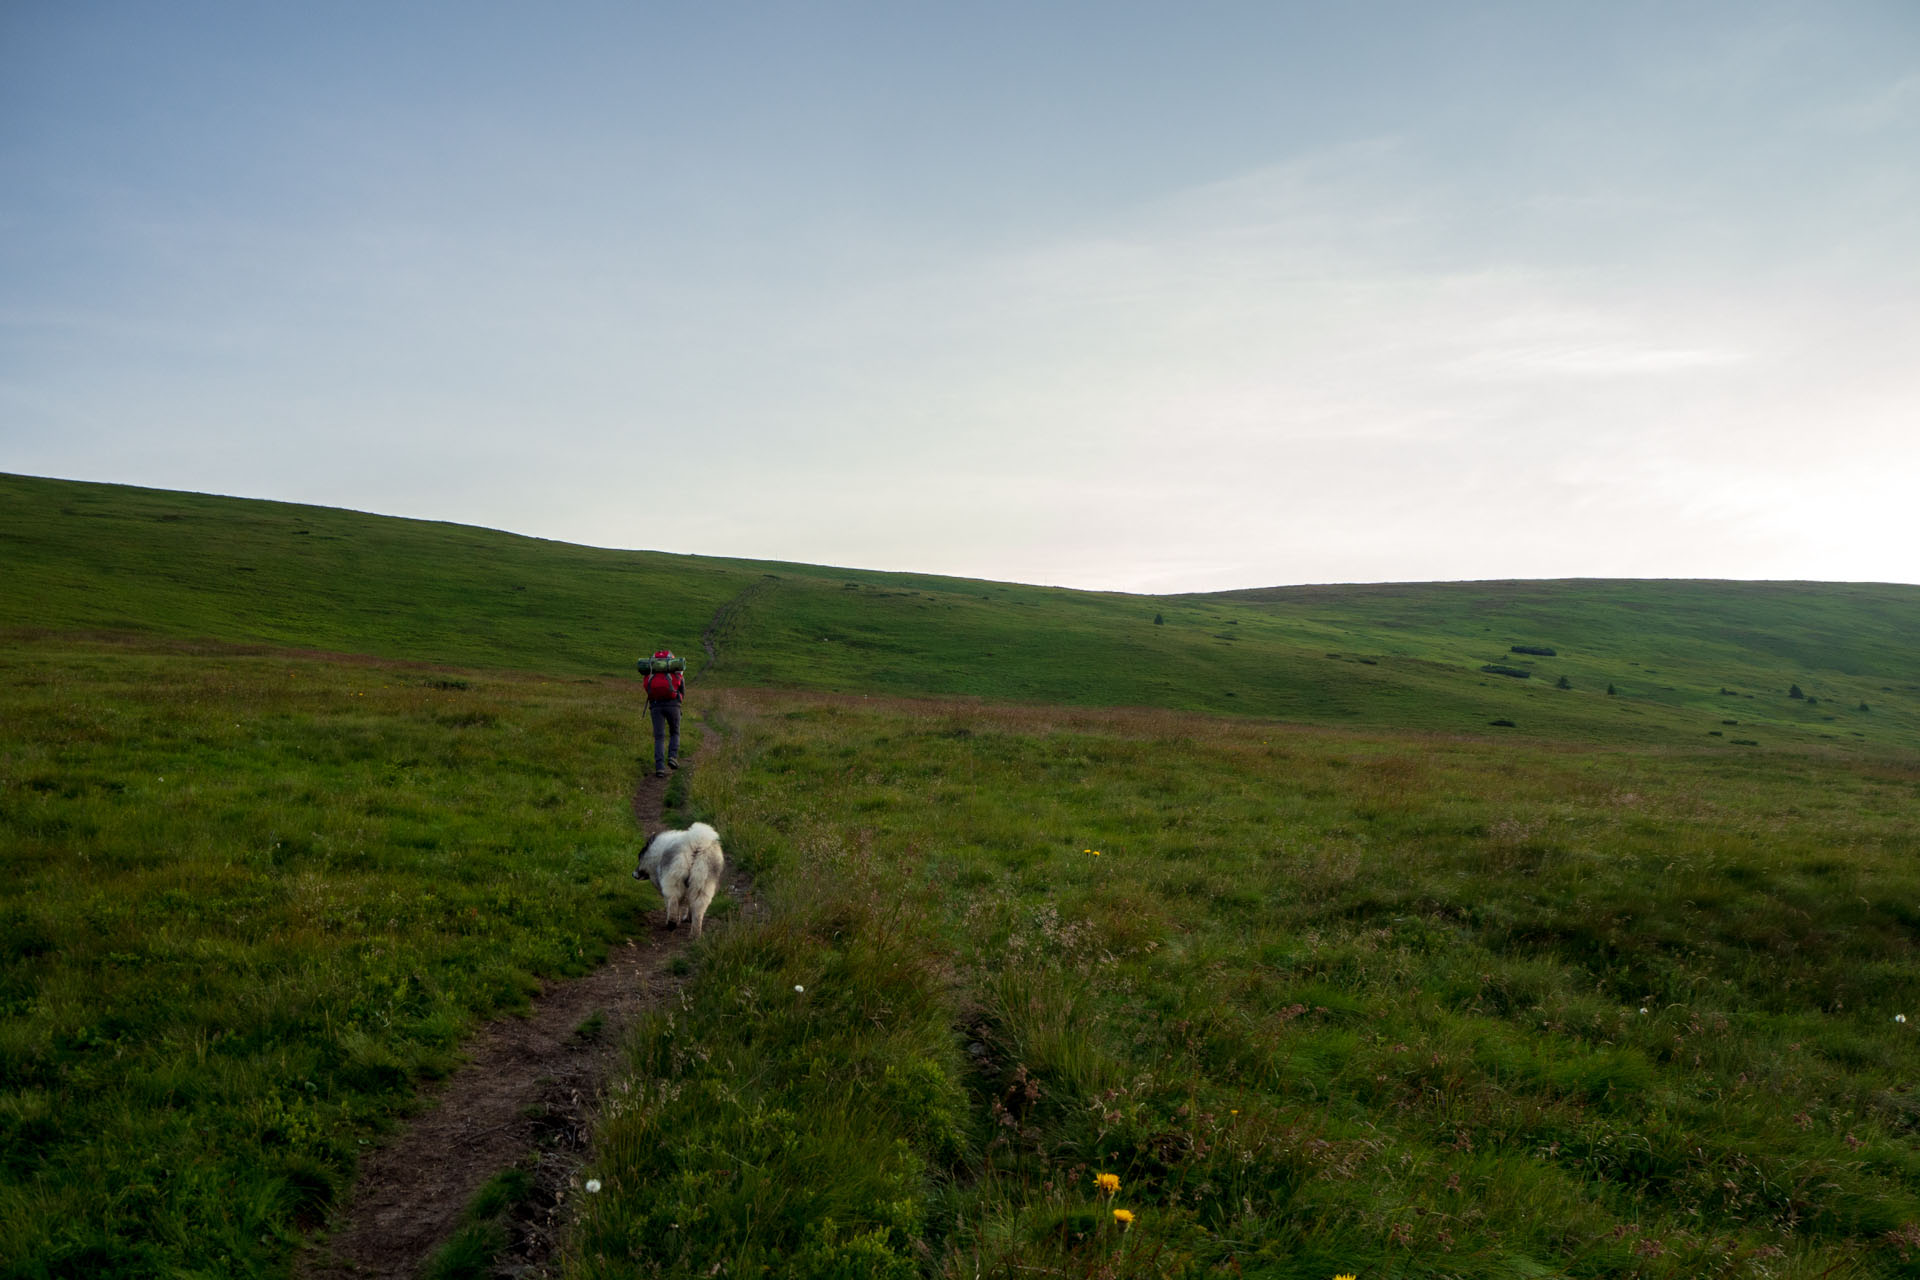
top-left (5, 472), bottom-right (1917, 751)
top-left (5, 471), bottom-right (1920, 1279)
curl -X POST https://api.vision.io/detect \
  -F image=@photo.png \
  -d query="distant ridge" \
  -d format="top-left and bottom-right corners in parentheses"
top-left (5, 472), bottom-right (1917, 750)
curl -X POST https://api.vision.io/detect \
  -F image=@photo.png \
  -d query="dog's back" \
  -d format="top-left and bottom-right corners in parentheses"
top-left (638, 822), bottom-right (725, 938)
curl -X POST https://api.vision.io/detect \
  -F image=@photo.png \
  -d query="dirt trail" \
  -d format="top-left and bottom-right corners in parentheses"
top-left (699, 576), bottom-right (778, 673)
top-left (302, 754), bottom-right (747, 1279)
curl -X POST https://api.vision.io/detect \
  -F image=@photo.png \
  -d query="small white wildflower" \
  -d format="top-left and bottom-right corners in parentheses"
top-left (585, 1179), bottom-right (602, 1193)
top-left (1898, 1014), bottom-right (1908, 1024)
top-left (1639, 1008), bottom-right (1649, 1015)
top-left (794, 984), bottom-right (805, 993)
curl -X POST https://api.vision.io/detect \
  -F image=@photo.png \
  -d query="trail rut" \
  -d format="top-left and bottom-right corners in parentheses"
top-left (699, 576), bottom-right (778, 673)
top-left (302, 752), bottom-right (746, 1279)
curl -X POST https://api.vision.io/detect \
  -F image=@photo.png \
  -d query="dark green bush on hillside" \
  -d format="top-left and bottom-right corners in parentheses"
top-left (1481, 664), bottom-right (1531, 679)
top-left (1510, 645), bottom-right (1557, 657)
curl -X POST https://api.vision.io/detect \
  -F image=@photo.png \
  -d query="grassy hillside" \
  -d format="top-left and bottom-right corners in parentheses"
top-left (4, 473), bottom-right (1920, 1278)
top-left (6, 473), bottom-right (1919, 751)
top-left (0, 473), bottom-right (742, 677)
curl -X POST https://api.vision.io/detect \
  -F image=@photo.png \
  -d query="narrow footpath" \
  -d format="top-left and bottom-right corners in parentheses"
top-left (302, 746), bottom-right (747, 1279)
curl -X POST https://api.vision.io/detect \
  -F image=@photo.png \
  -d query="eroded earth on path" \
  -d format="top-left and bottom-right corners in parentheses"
top-left (302, 757), bottom-right (750, 1279)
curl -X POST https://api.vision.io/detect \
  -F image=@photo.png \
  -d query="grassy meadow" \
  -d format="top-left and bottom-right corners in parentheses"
top-left (4, 473), bottom-right (1920, 1278)
top-left (0, 637), bottom-right (664, 1277)
top-left (567, 690), bottom-right (1920, 1279)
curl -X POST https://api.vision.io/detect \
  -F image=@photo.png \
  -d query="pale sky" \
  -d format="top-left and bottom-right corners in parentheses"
top-left (4, 2), bottom-right (1916, 592)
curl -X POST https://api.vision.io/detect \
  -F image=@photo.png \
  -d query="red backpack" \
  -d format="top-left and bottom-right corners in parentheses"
top-left (644, 651), bottom-right (683, 702)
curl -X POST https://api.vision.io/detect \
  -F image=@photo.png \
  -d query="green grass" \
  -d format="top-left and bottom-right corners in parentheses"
top-left (0, 638), bottom-right (659, 1278)
top-left (0, 473), bottom-right (741, 678)
top-left (420, 1165), bottom-right (537, 1280)
top-left (7, 473), bottom-right (1918, 751)
top-left (566, 690), bottom-right (1920, 1278)
top-left (5, 474), bottom-right (1920, 1278)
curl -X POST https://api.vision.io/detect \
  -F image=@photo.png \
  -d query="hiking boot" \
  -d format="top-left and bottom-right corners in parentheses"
top-left (668, 756), bottom-right (680, 770)
top-left (654, 768), bottom-right (667, 778)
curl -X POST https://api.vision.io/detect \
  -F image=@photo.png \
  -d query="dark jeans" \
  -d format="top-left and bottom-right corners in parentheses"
top-left (649, 700), bottom-right (681, 771)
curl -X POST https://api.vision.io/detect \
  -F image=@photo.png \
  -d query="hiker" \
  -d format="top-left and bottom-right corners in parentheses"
top-left (642, 648), bottom-right (685, 778)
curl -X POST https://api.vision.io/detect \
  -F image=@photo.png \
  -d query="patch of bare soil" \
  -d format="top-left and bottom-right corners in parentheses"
top-left (302, 758), bottom-right (748, 1279)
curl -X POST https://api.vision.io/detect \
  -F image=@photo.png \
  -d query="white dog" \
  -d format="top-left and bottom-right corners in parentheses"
top-left (633, 822), bottom-right (725, 938)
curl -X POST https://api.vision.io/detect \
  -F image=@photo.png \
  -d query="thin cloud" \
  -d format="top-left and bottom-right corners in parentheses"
top-left (2, 5), bottom-right (1915, 591)
top-left (1453, 342), bottom-right (1750, 378)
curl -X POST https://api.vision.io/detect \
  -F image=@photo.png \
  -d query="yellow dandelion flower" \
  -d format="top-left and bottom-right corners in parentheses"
top-left (1112, 1208), bottom-right (1133, 1226)
top-left (1334, 1274), bottom-right (1358, 1280)
top-left (1095, 1172), bottom-right (1120, 1195)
